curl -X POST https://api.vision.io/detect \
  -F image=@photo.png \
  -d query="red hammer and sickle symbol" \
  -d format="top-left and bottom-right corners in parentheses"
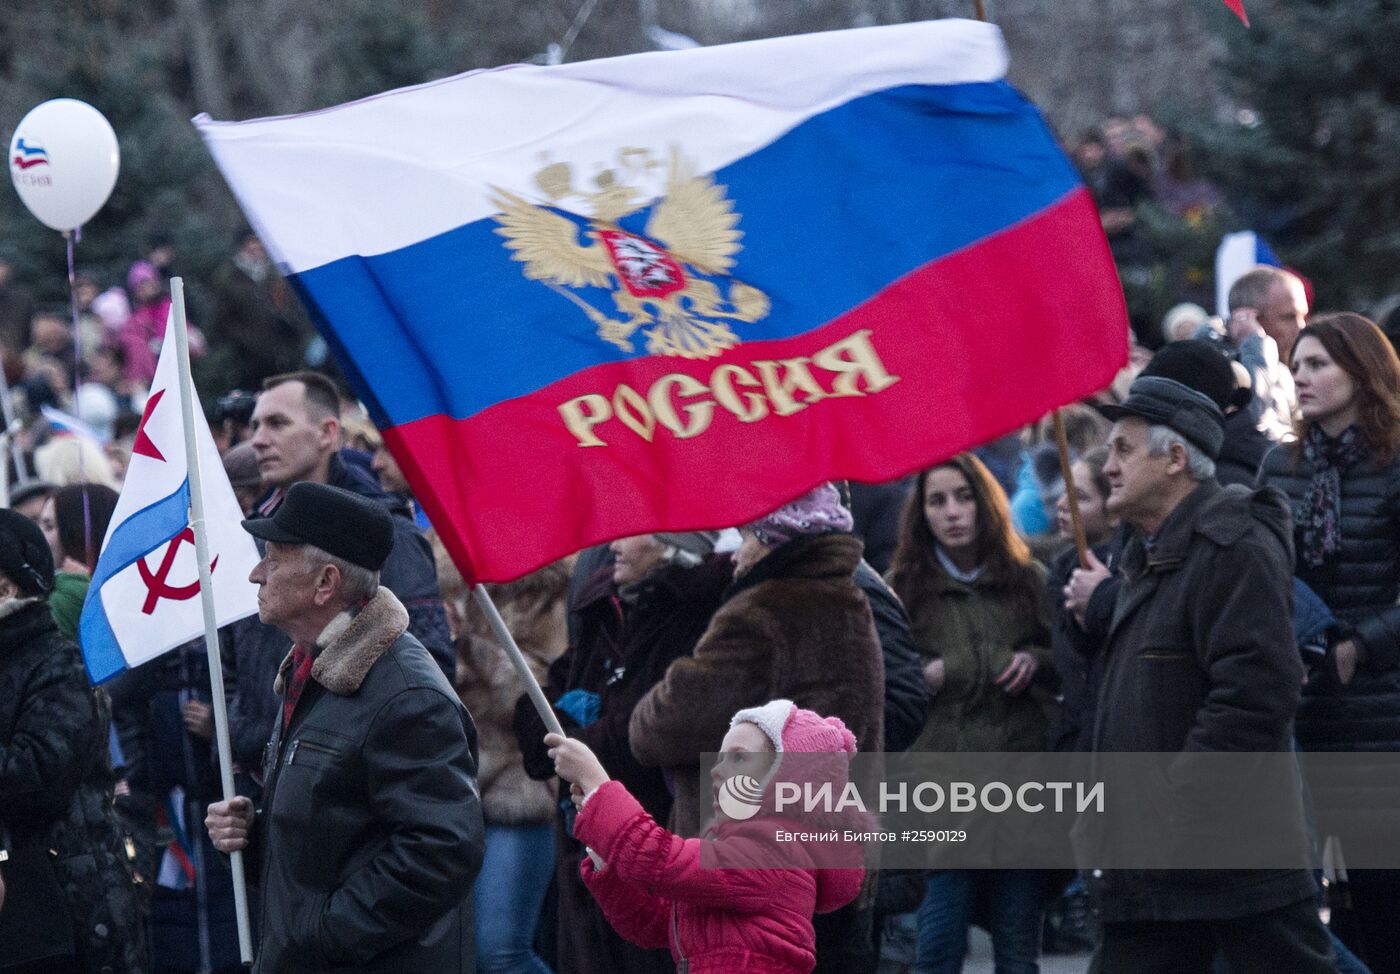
top-left (137, 528), bottom-right (219, 615)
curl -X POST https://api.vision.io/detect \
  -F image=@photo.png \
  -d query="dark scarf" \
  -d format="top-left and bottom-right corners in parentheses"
top-left (1300, 424), bottom-right (1368, 568)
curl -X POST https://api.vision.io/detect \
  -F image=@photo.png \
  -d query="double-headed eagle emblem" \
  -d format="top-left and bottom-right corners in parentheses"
top-left (489, 148), bottom-right (769, 359)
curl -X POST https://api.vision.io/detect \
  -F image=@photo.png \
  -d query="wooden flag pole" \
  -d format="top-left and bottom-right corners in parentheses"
top-left (472, 585), bottom-right (565, 738)
top-left (170, 278), bottom-right (255, 966)
top-left (969, 0), bottom-right (1090, 569)
top-left (1052, 411), bottom-right (1091, 569)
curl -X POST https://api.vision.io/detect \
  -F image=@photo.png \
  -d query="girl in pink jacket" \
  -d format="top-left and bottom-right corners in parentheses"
top-left (546, 699), bottom-right (865, 974)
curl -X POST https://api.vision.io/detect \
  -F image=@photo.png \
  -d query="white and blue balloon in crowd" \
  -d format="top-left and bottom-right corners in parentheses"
top-left (9, 97), bottom-right (120, 232)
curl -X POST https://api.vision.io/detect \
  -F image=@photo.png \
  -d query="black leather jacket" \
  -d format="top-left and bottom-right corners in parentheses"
top-left (247, 595), bottom-right (483, 974)
top-left (225, 452), bottom-right (453, 777)
top-left (853, 559), bottom-right (928, 754)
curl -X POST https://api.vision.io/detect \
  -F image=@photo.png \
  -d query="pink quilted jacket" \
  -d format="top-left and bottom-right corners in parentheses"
top-left (576, 780), bottom-right (864, 974)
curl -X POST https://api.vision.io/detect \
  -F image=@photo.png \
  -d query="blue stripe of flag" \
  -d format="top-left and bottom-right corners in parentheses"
top-left (78, 480), bottom-right (192, 684)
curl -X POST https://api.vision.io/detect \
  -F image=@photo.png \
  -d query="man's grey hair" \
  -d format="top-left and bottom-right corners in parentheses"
top-left (1146, 424), bottom-right (1216, 481)
top-left (1227, 266), bottom-right (1299, 314)
top-left (302, 544), bottom-right (379, 603)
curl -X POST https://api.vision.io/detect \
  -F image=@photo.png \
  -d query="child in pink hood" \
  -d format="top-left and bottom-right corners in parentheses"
top-left (546, 699), bottom-right (865, 974)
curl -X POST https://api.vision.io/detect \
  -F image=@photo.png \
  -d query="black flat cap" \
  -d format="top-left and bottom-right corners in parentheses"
top-left (242, 482), bottom-right (393, 572)
top-left (1100, 376), bottom-right (1227, 460)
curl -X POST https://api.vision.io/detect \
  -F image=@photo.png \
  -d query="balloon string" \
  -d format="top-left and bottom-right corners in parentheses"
top-left (82, 487), bottom-right (94, 569)
top-left (65, 229), bottom-right (86, 480)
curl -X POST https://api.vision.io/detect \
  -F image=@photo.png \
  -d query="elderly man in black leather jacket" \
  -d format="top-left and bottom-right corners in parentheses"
top-left (223, 371), bottom-right (453, 786)
top-left (206, 483), bottom-right (483, 974)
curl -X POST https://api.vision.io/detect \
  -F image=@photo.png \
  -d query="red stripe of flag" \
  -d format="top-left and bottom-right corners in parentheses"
top-left (1222, 0), bottom-right (1249, 27)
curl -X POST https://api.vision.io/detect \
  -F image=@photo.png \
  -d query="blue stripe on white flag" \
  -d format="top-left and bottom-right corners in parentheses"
top-left (78, 479), bottom-right (192, 684)
top-left (1254, 235), bottom-right (1280, 267)
top-left (1215, 230), bottom-right (1282, 316)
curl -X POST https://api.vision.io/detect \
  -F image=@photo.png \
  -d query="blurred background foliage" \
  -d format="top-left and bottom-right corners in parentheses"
top-left (1, 0), bottom-right (1396, 329)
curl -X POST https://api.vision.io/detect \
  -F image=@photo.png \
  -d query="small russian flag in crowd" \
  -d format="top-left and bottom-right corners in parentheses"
top-left (1215, 230), bottom-right (1281, 316)
top-left (41, 404), bottom-right (109, 446)
top-left (197, 19), bottom-right (1128, 583)
top-left (78, 320), bottom-right (260, 684)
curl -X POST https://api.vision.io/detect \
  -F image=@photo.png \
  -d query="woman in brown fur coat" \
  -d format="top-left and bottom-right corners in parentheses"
top-left (628, 483), bottom-right (885, 973)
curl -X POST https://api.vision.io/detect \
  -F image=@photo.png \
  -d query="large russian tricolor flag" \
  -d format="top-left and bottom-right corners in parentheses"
top-left (196, 19), bottom-right (1128, 584)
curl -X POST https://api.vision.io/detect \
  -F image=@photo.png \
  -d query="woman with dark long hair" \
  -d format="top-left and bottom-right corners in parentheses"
top-left (1259, 312), bottom-right (1400, 973)
top-left (888, 453), bottom-right (1051, 974)
top-left (39, 483), bottom-right (119, 640)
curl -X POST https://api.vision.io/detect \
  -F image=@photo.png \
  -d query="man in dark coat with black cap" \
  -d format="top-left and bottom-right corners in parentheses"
top-left (205, 483), bottom-right (484, 974)
top-left (1084, 351), bottom-right (1334, 971)
top-left (1063, 341), bottom-right (1275, 740)
top-left (222, 370), bottom-right (453, 786)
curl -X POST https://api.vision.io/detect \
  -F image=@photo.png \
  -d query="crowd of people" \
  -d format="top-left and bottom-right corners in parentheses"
top-left (2, 212), bottom-right (1399, 974)
top-left (0, 229), bottom-right (319, 490)
top-left (1073, 114), bottom-right (1226, 266)
top-left (1071, 113), bottom-right (1400, 358)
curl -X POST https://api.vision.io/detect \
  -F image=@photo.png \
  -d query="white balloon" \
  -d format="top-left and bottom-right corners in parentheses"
top-left (9, 98), bottom-right (120, 232)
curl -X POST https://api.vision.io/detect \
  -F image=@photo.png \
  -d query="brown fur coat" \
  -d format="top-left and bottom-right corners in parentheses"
top-left (456, 560), bottom-right (571, 826)
top-left (629, 534), bottom-right (884, 838)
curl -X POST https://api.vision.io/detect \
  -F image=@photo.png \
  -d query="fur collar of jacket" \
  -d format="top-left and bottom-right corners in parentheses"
top-left (273, 587), bottom-right (409, 697)
top-left (0, 598), bottom-right (56, 655)
top-left (725, 532), bottom-right (864, 601)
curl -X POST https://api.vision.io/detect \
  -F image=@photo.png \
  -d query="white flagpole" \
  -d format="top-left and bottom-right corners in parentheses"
top-left (0, 419), bottom-right (19, 507)
top-left (0, 368), bottom-right (28, 488)
top-left (170, 278), bottom-right (255, 966)
top-left (471, 586), bottom-right (565, 738)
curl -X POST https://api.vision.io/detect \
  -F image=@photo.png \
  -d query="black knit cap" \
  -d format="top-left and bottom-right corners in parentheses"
top-left (0, 508), bottom-right (55, 597)
top-left (242, 482), bottom-right (394, 572)
top-left (1140, 339), bottom-right (1252, 412)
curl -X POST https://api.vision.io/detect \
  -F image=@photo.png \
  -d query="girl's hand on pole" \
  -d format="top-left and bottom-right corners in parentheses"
top-left (544, 732), bottom-right (610, 794)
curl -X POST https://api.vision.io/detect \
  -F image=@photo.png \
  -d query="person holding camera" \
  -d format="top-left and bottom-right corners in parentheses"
top-left (1218, 266), bottom-right (1310, 443)
top-left (211, 388), bottom-right (259, 454)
